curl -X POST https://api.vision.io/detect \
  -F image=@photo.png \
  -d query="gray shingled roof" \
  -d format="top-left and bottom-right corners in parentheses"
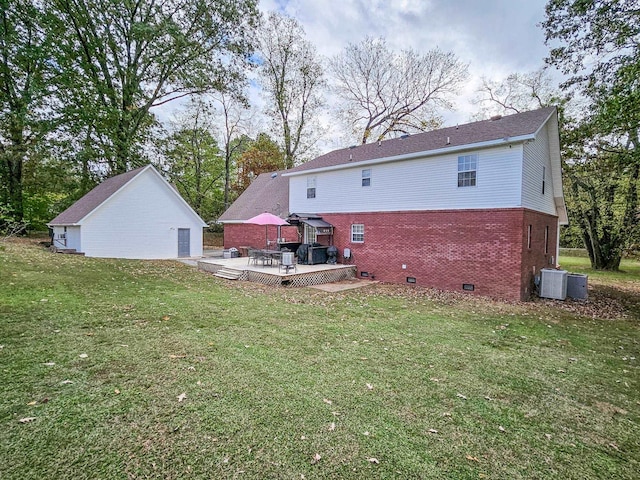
top-left (219, 107), bottom-right (557, 222)
top-left (287, 107), bottom-right (556, 174)
top-left (49, 165), bottom-right (148, 225)
top-left (217, 171), bottom-right (289, 223)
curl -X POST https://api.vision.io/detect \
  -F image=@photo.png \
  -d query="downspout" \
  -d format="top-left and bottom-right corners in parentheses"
top-left (556, 218), bottom-right (561, 267)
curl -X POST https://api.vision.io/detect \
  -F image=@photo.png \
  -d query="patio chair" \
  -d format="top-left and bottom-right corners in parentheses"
top-left (247, 248), bottom-right (261, 265)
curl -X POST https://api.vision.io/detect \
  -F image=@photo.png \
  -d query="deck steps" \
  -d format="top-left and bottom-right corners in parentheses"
top-left (214, 268), bottom-right (243, 280)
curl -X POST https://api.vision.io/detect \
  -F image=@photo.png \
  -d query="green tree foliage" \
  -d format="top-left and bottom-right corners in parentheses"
top-left (212, 92), bottom-right (252, 211)
top-left (258, 12), bottom-right (325, 168)
top-left (156, 101), bottom-right (224, 222)
top-left (0, 0), bottom-right (55, 224)
top-left (543, 0), bottom-right (640, 270)
top-left (49, 0), bottom-right (258, 175)
top-left (234, 133), bottom-right (285, 194)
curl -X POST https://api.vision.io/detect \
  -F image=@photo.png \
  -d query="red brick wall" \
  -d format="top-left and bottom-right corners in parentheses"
top-left (224, 224), bottom-right (299, 250)
top-left (321, 208), bottom-right (558, 301)
top-left (520, 209), bottom-right (559, 299)
top-left (223, 208), bottom-right (559, 301)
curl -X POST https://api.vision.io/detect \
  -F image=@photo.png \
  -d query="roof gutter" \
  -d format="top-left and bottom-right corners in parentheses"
top-left (283, 134), bottom-right (535, 177)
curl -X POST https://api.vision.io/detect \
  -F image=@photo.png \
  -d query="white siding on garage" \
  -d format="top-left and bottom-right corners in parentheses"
top-left (522, 123), bottom-right (558, 216)
top-left (52, 225), bottom-right (81, 250)
top-left (66, 226), bottom-right (81, 251)
top-left (81, 169), bottom-right (203, 259)
top-left (289, 144), bottom-right (524, 213)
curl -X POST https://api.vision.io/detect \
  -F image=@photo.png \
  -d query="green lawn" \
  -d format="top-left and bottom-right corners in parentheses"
top-left (1, 240), bottom-right (638, 479)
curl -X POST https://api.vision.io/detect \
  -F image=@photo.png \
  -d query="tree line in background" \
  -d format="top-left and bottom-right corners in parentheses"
top-left (1, 0), bottom-right (638, 271)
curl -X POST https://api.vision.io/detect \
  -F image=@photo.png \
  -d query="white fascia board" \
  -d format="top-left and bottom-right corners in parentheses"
top-left (532, 109), bottom-right (557, 138)
top-left (283, 134), bottom-right (535, 177)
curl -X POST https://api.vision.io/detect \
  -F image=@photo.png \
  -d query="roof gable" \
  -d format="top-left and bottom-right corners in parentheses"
top-left (49, 165), bottom-right (207, 227)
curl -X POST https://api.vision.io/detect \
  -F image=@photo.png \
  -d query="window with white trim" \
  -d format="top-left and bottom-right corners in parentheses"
top-left (542, 166), bottom-right (546, 194)
top-left (457, 154), bottom-right (477, 187)
top-left (351, 224), bottom-right (364, 243)
top-left (306, 176), bottom-right (316, 199)
top-left (362, 168), bottom-right (371, 187)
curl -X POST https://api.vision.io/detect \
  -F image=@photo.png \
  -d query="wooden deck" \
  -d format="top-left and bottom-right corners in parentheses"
top-left (197, 257), bottom-right (356, 287)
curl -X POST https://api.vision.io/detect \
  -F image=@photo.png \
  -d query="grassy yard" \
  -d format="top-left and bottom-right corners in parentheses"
top-left (1, 240), bottom-right (638, 479)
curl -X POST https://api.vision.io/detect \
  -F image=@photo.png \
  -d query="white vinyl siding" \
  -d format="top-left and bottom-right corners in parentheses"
top-left (289, 145), bottom-right (522, 213)
top-left (52, 225), bottom-right (81, 251)
top-left (80, 169), bottom-right (204, 259)
top-left (522, 123), bottom-right (557, 215)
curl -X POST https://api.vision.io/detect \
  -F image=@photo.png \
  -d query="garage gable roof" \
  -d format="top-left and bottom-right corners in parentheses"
top-left (48, 165), bottom-right (207, 227)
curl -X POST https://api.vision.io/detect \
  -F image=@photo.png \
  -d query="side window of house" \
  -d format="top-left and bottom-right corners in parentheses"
top-left (307, 176), bottom-right (316, 199)
top-left (542, 166), bottom-right (546, 195)
top-left (362, 169), bottom-right (371, 187)
top-left (458, 154), bottom-right (477, 187)
top-left (351, 224), bottom-right (364, 243)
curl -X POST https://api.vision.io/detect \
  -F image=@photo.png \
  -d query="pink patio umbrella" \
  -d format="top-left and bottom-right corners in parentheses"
top-left (244, 212), bottom-right (289, 249)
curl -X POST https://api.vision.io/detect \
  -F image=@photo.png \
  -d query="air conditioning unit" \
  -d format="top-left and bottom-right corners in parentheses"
top-left (539, 268), bottom-right (568, 300)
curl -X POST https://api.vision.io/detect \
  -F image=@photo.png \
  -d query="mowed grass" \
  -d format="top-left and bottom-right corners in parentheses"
top-left (1, 240), bottom-right (638, 479)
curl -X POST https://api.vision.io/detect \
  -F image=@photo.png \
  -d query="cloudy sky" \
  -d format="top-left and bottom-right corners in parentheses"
top-left (157, 0), bottom-right (553, 152)
top-left (258, 0), bottom-right (552, 127)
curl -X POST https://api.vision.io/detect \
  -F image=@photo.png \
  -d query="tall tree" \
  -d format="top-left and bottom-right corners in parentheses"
top-left (49, 0), bottom-right (258, 175)
top-left (156, 99), bottom-right (224, 221)
top-left (212, 91), bottom-right (252, 211)
top-left (329, 37), bottom-right (468, 144)
top-left (543, 0), bottom-right (640, 270)
top-left (258, 12), bottom-right (325, 168)
top-left (473, 68), bottom-right (562, 119)
top-left (0, 0), bottom-right (54, 224)
top-left (234, 133), bottom-right (284, 194)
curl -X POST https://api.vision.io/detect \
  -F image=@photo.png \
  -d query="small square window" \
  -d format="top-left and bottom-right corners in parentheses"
top-left (351, 224), bottom-right (364, 243)
top-left (307, 188), bottom-right (316, 199)
top-left (362, 169), bottom-right (371, 187)
top-left (458, 154), bottom-right (477, 187)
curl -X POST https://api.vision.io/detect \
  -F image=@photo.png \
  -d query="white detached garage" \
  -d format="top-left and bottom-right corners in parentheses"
top-left (48, 165), bottom-right (207, 259)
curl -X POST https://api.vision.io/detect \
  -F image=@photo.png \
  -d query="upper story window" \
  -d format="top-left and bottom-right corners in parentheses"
top-left (351, 224), bottom-right (364, 243)
top-left (362, 169), bottom-right (371, 187)
top-left (307, 176), bottom-right (316, 199)
top-left (458, 154), bottom-right (477, 187)
top-left (542, 166), bottom-right (546, 195)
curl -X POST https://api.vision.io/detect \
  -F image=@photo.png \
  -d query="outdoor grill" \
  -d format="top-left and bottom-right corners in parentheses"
top-left (327, 246), bottom-right (338, 264)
